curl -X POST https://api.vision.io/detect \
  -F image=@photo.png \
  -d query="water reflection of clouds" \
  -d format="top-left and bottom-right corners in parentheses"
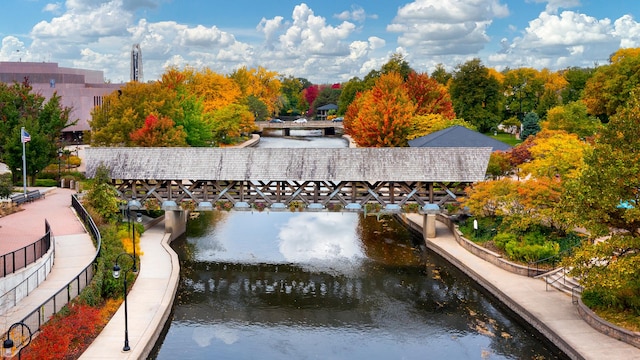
top-left (191, 212), bottom-right (364, 271)
top-left (192, 325), bottom-right (239, 347)
top-left (278, 213), bottom-right (363, 262)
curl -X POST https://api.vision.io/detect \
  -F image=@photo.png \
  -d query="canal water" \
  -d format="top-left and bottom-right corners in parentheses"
top-left (151, 133), bottom-right (566, 359)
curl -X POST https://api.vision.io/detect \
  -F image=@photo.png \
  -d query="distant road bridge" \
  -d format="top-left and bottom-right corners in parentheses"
top-left (85, 147), bottom-right (490, 238)
top-left (256, 121), bottom-right (342, 136)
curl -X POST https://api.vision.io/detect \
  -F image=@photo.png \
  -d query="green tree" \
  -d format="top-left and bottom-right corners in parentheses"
top-left (279, 76), bottom-right (305, 116)
top-left (543, 101), bottom-right (602, 139)
top-left (449, 59), bottom-right (503, 133)
top-left (85, 165), bottom-right (120, 224)
top-left (169, 79), bottom-right (213, 147)
top-left (243, 95), bottom-right (269, 122)
top-left (337, 77), bottom-right (365, 115)
top-left (0, 80), bottom-right (73, 184)
top-left (90, 81), bottom-right (178, 146)
top-left (380, 53), bottom-right (414, 80)
top-left (502, 68), bottom-right (543, 121)
top-left (569, 234), bottom-right (640, 315)
top-left (431, 64), bottom-right (451, 85)
top-left (560, 67), bottom-right (594, 104)
top-left (209, 103), bottom-right (255, 145)
top-left (312, 86), bottom-right (341, 115)
top-left (0, 173), bottom-right (11, 199)
top-left (564, 95), bottom-right (640, 237)
top-left (520, 112), bottom-right (541, 141)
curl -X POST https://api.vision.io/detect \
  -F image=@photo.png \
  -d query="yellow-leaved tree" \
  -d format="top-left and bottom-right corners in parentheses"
top-left (518, 129), bottom-right (588, 180)
top-left (229, 66), bottom-right (282, 116)
top-left (188, 68), bottom-right (242, 113)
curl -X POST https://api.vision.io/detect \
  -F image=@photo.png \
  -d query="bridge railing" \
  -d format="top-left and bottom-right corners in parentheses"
top-left (115, 179), bottom-right (467, 213)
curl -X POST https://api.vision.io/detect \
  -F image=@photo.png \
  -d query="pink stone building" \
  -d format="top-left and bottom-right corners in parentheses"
top-left (0, 62), bottom-right (124, 143)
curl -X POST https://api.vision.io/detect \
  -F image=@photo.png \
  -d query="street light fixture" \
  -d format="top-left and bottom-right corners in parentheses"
top-left (113, 252), bottom-right (136, 352)
top-left (3, 322), bottom-right (32, 359)
top-left (127, 199), bottom-right (142, 273)
top-left (57, 148), bottom-right (63, 185)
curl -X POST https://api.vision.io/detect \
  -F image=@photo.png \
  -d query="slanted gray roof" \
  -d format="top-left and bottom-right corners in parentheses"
top-left (85, 147), bottom-right (491, 182)
top-left (316, 104), bottom-right (338, 111)
top-left (408, 126), bottom-right (512, 152)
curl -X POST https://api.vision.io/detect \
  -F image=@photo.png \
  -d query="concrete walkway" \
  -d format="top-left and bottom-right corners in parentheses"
top-left (79, 222), bottom-right (179, 359)
top-left (405, 214), bottom-right (640, 360)
top-left (0, 188), bottom-right (95, 339)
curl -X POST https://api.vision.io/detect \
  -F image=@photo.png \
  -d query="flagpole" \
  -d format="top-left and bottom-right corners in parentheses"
top-left (21, 127), bottom-right (27, 195)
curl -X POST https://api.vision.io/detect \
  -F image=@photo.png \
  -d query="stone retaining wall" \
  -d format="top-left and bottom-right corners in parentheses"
top-left (576, 296), bottom-right (640, 349)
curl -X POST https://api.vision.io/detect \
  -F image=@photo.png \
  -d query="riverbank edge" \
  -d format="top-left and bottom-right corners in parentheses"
top-left (400, 214), bottom-right (583, 360)
top-left (428, 214), bottom-right (640, 351)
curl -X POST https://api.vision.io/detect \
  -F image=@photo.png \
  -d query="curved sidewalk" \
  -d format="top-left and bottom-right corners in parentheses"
top-left (0, 188), bottom-right (95, 337)
top-left (405, 214), bottom-right (640, 360)
top-left (79, 220), bottom-right (179, 360)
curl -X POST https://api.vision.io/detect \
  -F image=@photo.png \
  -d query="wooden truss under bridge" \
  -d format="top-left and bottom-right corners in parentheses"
top-left (85, 147), bottom-right (491, 214)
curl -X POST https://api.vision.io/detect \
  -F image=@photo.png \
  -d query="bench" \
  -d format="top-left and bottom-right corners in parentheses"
top-left (26, 190), bottom-right (44, 202)
top-left (10, 193), bottom-right (27, 205)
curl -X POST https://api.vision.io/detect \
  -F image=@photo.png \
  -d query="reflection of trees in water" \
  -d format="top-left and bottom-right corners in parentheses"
top-left (357, 214), bottom-right (423, 266)
top-left (185, 210), bottom-right (227, 237)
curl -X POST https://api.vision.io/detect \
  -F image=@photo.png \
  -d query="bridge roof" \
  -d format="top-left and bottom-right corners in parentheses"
top-left (85, 147), bottom-right (491, 182)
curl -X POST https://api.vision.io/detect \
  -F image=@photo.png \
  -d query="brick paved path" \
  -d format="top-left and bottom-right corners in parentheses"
top-left (0, 188), bottom-right (85, 254)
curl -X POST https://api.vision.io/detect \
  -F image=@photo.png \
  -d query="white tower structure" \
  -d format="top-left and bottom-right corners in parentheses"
top-left (131, 44), bottom-right (143, 82)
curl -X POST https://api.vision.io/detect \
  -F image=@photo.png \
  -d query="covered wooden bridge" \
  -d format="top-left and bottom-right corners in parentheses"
top-left (85, 147), bottom-right (491, 238)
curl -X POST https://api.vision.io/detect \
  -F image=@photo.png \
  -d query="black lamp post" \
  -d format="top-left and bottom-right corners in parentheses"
top-left (3, 322), bottom-right (32, 359)
top-left (113, 252), bottom-right (135, 352)
top-left (57, 148), bottom-right (62, 185)
top-left (127, 200), bottom-right (142, 273)
top-left (127, 207), bottom-right (137, 273)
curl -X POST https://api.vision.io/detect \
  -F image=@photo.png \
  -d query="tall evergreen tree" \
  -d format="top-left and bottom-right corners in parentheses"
top-left (520, 112), bottom-right (541, 141)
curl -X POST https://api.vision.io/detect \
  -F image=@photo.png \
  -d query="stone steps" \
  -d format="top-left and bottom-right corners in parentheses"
top-left (538, 267), bottom-right (582, 296)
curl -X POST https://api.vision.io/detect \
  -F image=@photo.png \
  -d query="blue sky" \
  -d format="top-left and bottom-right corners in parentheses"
top-left (1, 1), bottom-right (638, 83)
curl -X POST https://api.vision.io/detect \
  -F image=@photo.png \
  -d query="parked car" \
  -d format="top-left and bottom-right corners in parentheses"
top-left (332, 117), bottom-right (343, 122)
top-left (293, 118), bottom-right (307, 123)
top-left (269, 118), bottom-right (283, 123)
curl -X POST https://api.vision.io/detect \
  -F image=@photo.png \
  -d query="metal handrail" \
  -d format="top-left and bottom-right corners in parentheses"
top-left (0, 221), bottom-right (52, 278)
top-left (1, 195), bottom-right (102, 340)
top-left (545, 267), bottom-right (567, 291)
top-left (527, 243), bottom-right (581, 277)
top-left (0, 244), bottom-right (54, 310)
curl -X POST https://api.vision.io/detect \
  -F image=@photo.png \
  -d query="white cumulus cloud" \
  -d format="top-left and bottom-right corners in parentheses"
top-left (388, 0), bottom-right (509, 56)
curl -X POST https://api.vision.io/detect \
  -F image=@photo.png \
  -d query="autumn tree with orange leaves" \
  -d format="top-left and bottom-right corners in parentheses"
top-left (130, 114), bottom-right (187, 147)
top-left (344, 72), bottom-right (416, 147)
top-left (345, 71), bottom-right (463, 147)
top-left (404, 72), bottom-right (455, 119)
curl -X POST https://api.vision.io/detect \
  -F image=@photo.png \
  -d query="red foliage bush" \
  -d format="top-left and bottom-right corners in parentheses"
top-left (21, 302), bottom-right (103, 360)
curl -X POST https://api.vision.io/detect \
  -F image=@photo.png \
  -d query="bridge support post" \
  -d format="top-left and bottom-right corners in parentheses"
top-left (164, 210), bottom-right (188, 240)
top-left (423, 214), bottom-right (436, 239)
